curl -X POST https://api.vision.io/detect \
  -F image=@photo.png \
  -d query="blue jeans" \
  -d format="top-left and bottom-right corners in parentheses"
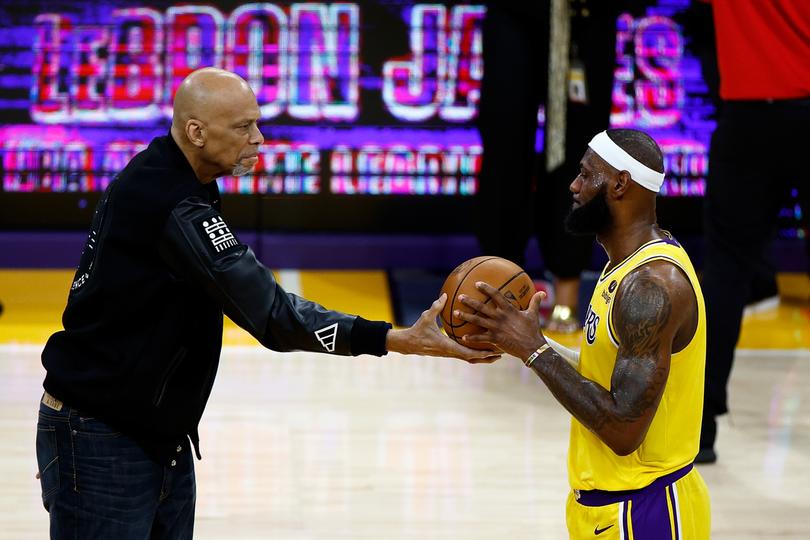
top-left (35, 395), bottom-right (196, 539)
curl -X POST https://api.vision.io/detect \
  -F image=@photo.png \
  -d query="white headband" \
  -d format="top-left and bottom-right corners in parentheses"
top-left (587, 131), bottom-right (665, 193)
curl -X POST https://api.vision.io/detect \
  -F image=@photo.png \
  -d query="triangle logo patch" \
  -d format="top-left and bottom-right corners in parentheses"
top-left (315, 323), bottom-right (339, 352)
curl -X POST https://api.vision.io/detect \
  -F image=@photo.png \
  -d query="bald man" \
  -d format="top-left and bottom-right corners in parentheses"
top-left (35, 68), bottom-right (494, 539)
top-left (454, 130), bottom-right (711, 538)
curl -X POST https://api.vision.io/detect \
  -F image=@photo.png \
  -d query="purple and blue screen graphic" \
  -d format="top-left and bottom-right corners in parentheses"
top-left (0, 1), bottom-right (711, 198)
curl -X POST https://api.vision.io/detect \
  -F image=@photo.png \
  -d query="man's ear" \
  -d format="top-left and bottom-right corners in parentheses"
top-left (185, 119), bottom-right (205, 148)
top-left (612, 170), bottom-right (632, 198)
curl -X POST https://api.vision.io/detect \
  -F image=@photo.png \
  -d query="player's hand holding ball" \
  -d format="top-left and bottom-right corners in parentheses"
top-left (440, 256), bottom-right (547, 360)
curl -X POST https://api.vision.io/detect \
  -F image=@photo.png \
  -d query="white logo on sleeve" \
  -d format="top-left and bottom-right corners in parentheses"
top-left (202, 217), bottom-right (238, 253)
top-left (315, 323), bottom-right (339, 352)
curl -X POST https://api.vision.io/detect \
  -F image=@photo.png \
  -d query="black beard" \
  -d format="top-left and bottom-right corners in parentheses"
top-left (564, 185), bottom-right (611, 236)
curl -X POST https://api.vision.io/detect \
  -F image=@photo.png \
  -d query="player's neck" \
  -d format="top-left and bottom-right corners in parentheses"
top-left (598, 218), bottom-right (661, 269)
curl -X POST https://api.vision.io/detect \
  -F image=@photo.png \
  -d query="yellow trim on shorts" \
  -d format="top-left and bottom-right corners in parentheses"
top-left (627, 499), bottom-right (634, 540)
top-left (665, 485), bottom-right (676, 540)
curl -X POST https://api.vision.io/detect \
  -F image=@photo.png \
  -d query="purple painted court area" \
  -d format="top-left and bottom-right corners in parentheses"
top-left (0, 231), bottom-right (485, 270)
top-left (0, 231), bottom-right (806, 272)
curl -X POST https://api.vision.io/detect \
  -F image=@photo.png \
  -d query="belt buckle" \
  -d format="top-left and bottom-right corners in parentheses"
top-left (42, 391), bottom-right (63, 412)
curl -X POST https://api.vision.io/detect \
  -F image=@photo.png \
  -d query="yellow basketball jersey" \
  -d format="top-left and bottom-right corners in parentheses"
top-left (568, 234), bottom-right (706, 491)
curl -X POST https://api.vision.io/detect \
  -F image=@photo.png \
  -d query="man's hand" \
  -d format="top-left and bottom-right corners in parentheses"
top-left (455, 282), bottom-right (547, 360)
top-left (385, 294), bottom-right (501, 363)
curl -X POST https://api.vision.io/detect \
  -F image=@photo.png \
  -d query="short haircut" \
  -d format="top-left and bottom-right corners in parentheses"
top-left (605, 129), bottom-right (665, 174)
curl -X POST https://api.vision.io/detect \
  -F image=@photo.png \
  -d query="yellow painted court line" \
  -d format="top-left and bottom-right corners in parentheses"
top-left (1, 269), bottom-right (394, 347)
top-left (778, 273), bottom-right (810, 302)
top-left (737, 302), bottom-right (810, 349)
top-left (0, 269), bottom-right (71, 345)
top-left (0, 269), bottom-right (806, 349)
top-left (299, 270), bottom-right (394, 323)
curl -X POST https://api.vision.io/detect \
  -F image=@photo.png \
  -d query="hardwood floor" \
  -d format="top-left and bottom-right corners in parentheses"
top-left (3, 345), bottom-right (809, 539)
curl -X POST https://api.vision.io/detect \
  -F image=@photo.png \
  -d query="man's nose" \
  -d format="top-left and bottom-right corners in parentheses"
top-left (250, 123), bottom-right (264, 145)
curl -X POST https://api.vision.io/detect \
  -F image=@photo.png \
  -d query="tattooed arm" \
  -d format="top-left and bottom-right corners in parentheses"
top-left (456, 260), bottom-right (697, 456)
top-left (533, 262), bottom-right (694, 455)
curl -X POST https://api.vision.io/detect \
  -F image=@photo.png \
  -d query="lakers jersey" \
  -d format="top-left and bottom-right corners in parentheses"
top-left (568, 234), bottom-right (706, 491)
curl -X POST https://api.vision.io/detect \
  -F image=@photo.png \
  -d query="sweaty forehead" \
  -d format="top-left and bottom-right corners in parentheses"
top-left (582, 147), bottom-right (613, 174)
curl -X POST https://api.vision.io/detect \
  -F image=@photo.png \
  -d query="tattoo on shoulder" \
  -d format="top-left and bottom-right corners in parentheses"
top-left (614, 270), bottom-right (672, 358)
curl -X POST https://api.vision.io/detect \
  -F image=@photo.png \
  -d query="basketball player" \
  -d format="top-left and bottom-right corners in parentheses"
top-left (454, 129), bottom-right (711, 538)
top-left (35, 68), bottom-right (496, 539)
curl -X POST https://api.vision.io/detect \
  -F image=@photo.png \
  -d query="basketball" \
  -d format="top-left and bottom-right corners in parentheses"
top-left (439, 256), bottom-right (535, 349)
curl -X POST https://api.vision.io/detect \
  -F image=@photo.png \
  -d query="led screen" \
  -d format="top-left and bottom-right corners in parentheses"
top-left (0, 0), bottom-right (710, 197)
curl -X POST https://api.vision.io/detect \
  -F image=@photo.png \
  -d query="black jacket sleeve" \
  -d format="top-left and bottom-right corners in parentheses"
top-left (158, 196), bottom-right (391, 356)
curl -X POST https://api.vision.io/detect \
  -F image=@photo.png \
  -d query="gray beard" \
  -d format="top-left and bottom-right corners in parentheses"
top-left (232, 162), bottom-right (253, 176)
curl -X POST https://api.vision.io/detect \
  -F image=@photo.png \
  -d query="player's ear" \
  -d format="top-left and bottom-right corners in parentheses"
top-left (612, 170), bottom-right (632, 198)
top-left (186, 119), bottom-right (206, 148)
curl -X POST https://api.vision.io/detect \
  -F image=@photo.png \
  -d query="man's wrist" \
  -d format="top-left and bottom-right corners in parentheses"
top-left (517, 337), bottom-right (548, 363)
top-left (523, 343), bottom-right (551, 367)
top-left (384, 327), bottom-right (407, 354)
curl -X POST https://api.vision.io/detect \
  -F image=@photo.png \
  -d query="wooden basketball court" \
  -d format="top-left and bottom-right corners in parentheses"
top-left (1, 269), bottom-right (809, 538)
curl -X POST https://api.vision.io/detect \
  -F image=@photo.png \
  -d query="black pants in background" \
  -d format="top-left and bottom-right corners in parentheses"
top-left (701, 99), bottom-right (810, 448)
top-left (475, 3), bottom-right (618, 276)
top-left (536, 6), bottom-right (618, 278)
top-left (475, 4), bottom-right (547, 266)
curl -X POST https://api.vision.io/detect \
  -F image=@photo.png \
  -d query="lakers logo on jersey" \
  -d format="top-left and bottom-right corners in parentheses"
top-left (584, 304), bottom-right (599, 345)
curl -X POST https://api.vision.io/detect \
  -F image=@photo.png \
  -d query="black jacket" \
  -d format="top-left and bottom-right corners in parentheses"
top-left (41, 134), bottom-right (391, 465)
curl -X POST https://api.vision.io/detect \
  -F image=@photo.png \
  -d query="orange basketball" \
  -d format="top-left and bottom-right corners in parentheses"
top-left (439, 256), bottom-right (535, 350)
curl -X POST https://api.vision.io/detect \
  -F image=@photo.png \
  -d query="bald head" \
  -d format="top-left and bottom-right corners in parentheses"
top-left (172, 67), bottom-right (255, 129)
top-left (170, 68), bottom-right (264, 183)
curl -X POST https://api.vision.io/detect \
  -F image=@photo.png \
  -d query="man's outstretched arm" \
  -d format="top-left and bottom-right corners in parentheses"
top-left (159, 197), bottom-right (498, 362)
